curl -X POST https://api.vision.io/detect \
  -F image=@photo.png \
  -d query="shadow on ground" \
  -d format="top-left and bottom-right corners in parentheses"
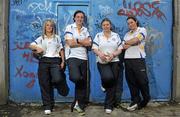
top-left (1, 101), bottom-right (180, 117)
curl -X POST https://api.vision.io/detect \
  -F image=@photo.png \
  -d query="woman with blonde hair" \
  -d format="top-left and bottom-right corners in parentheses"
top-left (29, 19), bottom-right (69, 115)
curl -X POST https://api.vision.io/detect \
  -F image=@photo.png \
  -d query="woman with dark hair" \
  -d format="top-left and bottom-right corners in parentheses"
top-left (92, 18), bottom-right (122, 114)
top-left (64, 10), bottom-right (92, 115)
top-left (123, 16), bottom-right (150, 111)
top-left (29, 19), bottom-right (69, 115)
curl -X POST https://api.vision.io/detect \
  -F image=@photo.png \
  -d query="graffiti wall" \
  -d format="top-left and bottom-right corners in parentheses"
top-left (9, 0), bottom-right (173, 102)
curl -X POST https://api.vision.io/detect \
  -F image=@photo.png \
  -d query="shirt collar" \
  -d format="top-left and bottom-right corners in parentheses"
top-left (102, 31), bottom-right (113, 37)
top-left (44, 34), bottom-right (55, 39)
top-left (72, 23), bottom-right (85, 31)
top-left (129, 27), bottom-right (140, 34)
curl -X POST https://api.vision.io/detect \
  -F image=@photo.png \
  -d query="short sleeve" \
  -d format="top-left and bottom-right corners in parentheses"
top-left (116, 34), bottom-right (123, 50)
top-left (138, 27), bottom-right (147, 41)
top-left (30, 36), bottom-right (42, 46)
top-left (92, 33), bottom-right (100, 50)
top-left (123, 32), bottom-right (128, 42)
top-left (85, 28), bottom-right (90, 38)
top-left (64, 25), bottom-right (73, 40)
top-left (57, 35), bottom-right (63, 50)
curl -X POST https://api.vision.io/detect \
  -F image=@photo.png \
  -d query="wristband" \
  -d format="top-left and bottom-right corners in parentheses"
top-left (76, 39), bottom-right (79, 44)
top-left (122, 40), bottom-right (126, 45)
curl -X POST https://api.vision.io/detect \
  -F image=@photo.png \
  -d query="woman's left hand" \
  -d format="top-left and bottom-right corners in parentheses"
top-left (60, 62), bottom-right (65, 69)
top-left (81, 38), bottom-right (92, 47)
top-left (106, 54), bottom-right (114, 62)
top-left (123, 44), bottom-right (131, 49)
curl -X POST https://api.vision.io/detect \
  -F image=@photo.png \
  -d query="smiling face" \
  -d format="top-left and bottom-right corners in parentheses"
top-left (127, 18), bottom-right (138, 31)
top-left (102, 20), bottom-right (111, 32)
top-left (74, 12), bottom-right (84, 26)
top-left (45, 21), bottom-right (54, 34)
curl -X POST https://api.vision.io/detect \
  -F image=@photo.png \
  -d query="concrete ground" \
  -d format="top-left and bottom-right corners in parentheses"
top-left (1, 101), bottom-right (180, 117)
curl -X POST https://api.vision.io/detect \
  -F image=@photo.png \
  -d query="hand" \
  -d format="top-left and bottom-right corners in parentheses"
top-left (106, 53), bottom-right (114, 62)
top-left (81, 38), bottom-right (92, 47)
top-left (60, 62), bottom-right (65, 69)
top-left (35, 46), bottom-right (44, 53)
top-left (66, 38), bottom-right (78, 47)
top-left (98, 52), bottom-right (107, 62)
top-left (123, 44), bottom-right (131, 50)
top-left (70, 39), bottom-right (77, 45)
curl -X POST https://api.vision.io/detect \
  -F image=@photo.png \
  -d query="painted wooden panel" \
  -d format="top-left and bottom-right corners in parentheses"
top-left (9, 0), bottom-right (172, 102)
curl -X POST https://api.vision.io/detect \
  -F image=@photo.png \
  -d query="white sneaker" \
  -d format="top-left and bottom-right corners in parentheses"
top-left (127, 103), bottom-right (138, 111)
top-left (105, 109), bottom-right (112, 114)
top-left (74, 105), bottom-right (84, 113)
top-left (44, 110), bottom-right (51, 115)
top-left (101, 86), bottom-right (106, 92)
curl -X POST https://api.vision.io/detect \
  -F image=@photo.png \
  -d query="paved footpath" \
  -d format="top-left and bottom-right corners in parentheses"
top-left (1, 102), bottom-right (180, 117)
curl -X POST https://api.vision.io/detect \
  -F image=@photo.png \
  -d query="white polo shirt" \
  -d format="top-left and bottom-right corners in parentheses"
top-left (64, 23), bottom-right (90, 60)
top-left (30, 35), bottom-right (63, 58)
top-left (124, 27), bottom-right (147, 59)
top-left (92, 31), bottom-right (123, 63)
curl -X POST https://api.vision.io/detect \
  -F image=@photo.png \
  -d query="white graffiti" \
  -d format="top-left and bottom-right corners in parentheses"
top-left (99, 5), bottom-right (114, 17)
top-left (63, 14), bottom-right (72, 31)
top-left (145, 26), bottom-right (163, 55)
top-left (88, 16), bottom-right (94, 33)
top-left (30, 16), bottom-right (42, 31)
top-left (28, 0), bottom-right (56, 16)
top-left (12, 9), bottom-right (27, 15)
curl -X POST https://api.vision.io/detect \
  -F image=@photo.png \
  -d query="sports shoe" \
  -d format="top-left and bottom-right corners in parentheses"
top-left (127, 103), bottom-right (138, 111)
top-left (105, 109), bottom-right (112, 114)
top-left (138, 101), bottom-right (148, 110)
top-left (44, 110), bottom-right (51, 115)
top-left (101, 86), bottom-right (106, 92)
top-left (114, 103), bottom-right (122, 109)
top-left (74, 105), bottom-right (85, 116)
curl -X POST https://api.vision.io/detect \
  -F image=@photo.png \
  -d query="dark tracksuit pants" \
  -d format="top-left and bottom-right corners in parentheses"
top-left (38, 57), bottom-right (69, 110)
top-left (67, 58), bottom-right (88, 110)
top-left (115, 50), bottom-right (125, 104)
top-left (124, 59), bottom-right (150, 107)
top-left (97, 62), bottom-right (120, 110)
top-left (115, 61), bottom-right (124, 104)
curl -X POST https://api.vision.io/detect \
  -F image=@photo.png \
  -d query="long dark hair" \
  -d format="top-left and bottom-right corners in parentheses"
top-left (73, 10), bottom-right (86, 22)
top-left (127, 16), bottom-right (139, 27)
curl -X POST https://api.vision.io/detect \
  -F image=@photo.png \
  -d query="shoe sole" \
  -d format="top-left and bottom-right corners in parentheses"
top-left (127, 104), bottom-right (138, 111)
top-left (79, 112), bottom-right (85, 116)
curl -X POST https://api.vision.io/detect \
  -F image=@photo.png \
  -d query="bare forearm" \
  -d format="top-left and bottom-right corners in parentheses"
top-left (66, 39), bottom-right (81, 48)
top-left (78, 38), bottom-right (92, 47)
top-left (125, 37), bottom-right (139, 45)
top-left (113, 49), bottom-right (122, 57)
top-left (93, 48), bottom-right (102, 56)
top-left (29, 44), bottom-right (38, 50)
top-left (60, 49), bottom-right (65, 63)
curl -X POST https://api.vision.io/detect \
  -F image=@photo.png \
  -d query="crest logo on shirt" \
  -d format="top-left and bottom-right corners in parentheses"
top-left (81, 31), bottom-right (87, 37)
top-left (112, 38), bottom-right (116, 41)
top-left (56, 44), bottom-right (60, 49)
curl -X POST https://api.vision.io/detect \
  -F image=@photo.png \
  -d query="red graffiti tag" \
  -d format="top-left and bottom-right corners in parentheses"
top-left (12, 41), bottom-right (38, 63)
top-left (15, 65), bottom-right (37, 88)
top-left (15, 65), bottom-right (37, 79)
top-left (26, 79), bottom-right (36, 88)
top-left (22, 51), bottom-right (38, 63)
top-left (118, 1), bottom-right (167, 22)
top-left (12, 41), bottom-right (30, 50)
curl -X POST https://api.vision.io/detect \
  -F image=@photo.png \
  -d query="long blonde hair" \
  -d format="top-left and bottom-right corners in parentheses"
top-left (42, 19), bottom-right (56, 39)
